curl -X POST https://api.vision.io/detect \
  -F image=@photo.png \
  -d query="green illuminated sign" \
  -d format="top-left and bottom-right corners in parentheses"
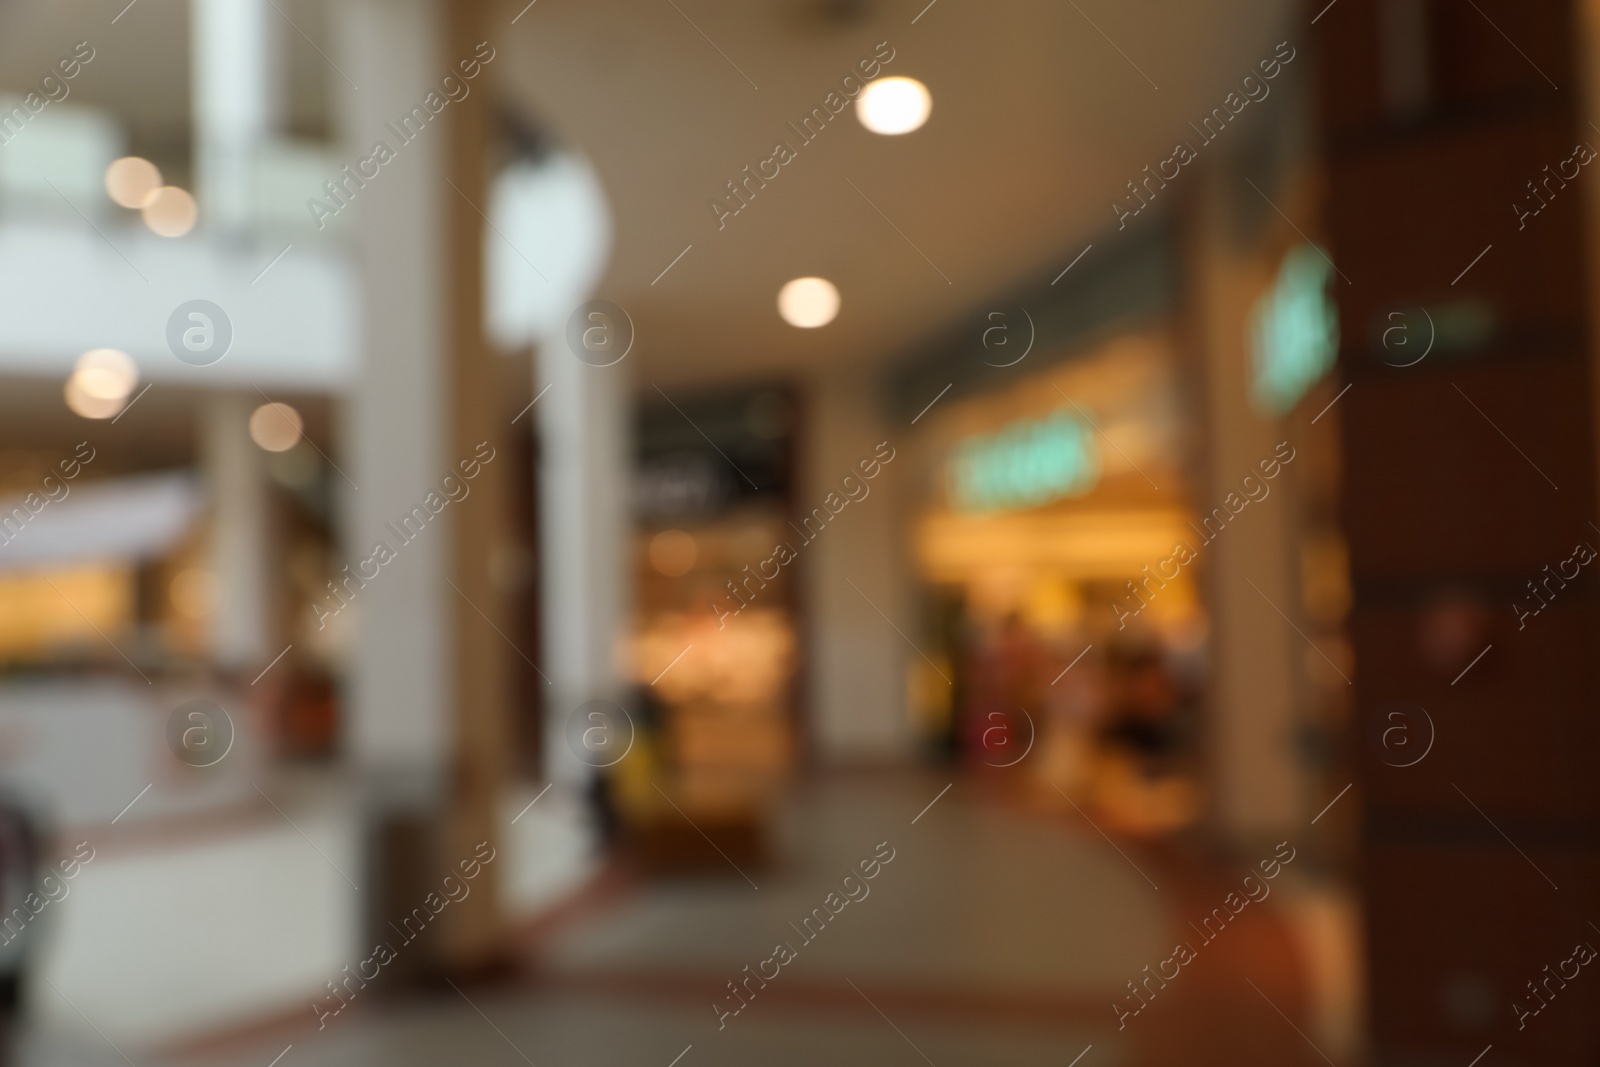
top-left (1250, 244), bottom-right (1339, 415)
top-left (947, 409), bottom-right (1101, 513)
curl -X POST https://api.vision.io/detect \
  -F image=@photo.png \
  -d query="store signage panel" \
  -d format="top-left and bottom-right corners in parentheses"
top-left (1250, 243), bottom-right (1338, 416)
top-left (946, 409), bottom-right (1101, 513)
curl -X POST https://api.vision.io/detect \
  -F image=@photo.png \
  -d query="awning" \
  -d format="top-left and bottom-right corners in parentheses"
top-left (0, 471), bottom-right (202, 573)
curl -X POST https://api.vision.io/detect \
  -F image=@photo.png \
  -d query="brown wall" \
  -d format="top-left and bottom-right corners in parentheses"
top-left (1317, 0), bottom-right (1600, 1061)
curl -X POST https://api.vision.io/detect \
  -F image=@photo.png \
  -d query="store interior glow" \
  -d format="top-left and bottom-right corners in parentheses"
top-left (917, 507), bottom-right (1196, 583)
top-left (0, 566), bottom-right (132, 658)
top-left (1250, 243), bottom-right (1338, 415)
top-left (648, 529), bottom-right (697, 577)
top-left (946, 409), bottom-right (1101, 513)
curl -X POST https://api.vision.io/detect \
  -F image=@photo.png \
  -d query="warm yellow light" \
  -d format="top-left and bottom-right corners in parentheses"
top-left (64, 377), bottom-right (122, 419)
top-left (142, 186), bottom-right (197, 237)
top-left (649, 529), bottom-right (698, 577)
top-left (65, 348), bottom-right (137, 419)
top-left (249, 402), bottom-right (303, 452)
top-left (169, 568), bottom-right (216, 618)
top-left (72, 348), bottom-right (137, 400)
top-left (857, 76), bottom-right (931, 135)
top-left (0, 566), bottom-right (134, 656)
top-left (777, 276), bottom-right (840, 328)
top-left (105, 157), bottom-right (163, 209)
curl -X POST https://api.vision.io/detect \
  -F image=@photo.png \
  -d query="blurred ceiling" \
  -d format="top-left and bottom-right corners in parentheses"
top-left (0, 0), bottom-right (331, 161)
top-left (0, 0), bottom-right (1299, 398)
top-left (497, 0), bottom-right (1296, 389)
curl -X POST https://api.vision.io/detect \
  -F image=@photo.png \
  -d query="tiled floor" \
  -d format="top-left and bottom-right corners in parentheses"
top-left (37, 770), bottom-right (1339, 1067)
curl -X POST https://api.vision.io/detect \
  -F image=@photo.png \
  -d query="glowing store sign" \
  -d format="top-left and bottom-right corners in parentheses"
top-left (1250, 243), bottom-right (1339, 416)
top-left (947, 409), bottom-right (1101, 513)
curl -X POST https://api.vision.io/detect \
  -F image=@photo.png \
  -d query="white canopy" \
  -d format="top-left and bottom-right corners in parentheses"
top-left (0, 471), bottom-right (202, 573)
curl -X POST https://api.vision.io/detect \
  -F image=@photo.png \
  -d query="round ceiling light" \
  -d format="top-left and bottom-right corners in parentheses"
top-left (142, 186), bottom-right (198, 237)
top-left (857, 76), bottom-right (931, 135)
top-left (72, 348), bottom-right (138, 400)
top-left (777, 277), bottom-right (840, 328)
top-left (105, 157), bottom-right (163, 209)
top-left (64, 377), bottom-right (123, 419)
top-left (65, 348), bottom-right (137, 419)
top-left (249, 402), bottom-right (304, 452)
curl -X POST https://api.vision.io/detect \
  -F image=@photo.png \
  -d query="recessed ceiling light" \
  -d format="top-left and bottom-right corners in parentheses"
top-left (778, 277), bottom-right (840, 328)
top-left (64, 377), bottom-right (123, 419)
top-left (857, 76), bottom-right (931, 135)
top-left (65, 348), bottom-right (137, 418)
top-left (249, 402), bottom-right (304, 452)
top-left (105, 157), bottom-right (163, 209)
top-left (72, 348), bottom-right (138, 400)
top-left (142, 186), bottom-right (197, 237)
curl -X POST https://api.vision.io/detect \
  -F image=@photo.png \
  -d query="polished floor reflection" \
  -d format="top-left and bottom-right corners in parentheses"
top-left (116, 771), bottom-right (1358, 1067)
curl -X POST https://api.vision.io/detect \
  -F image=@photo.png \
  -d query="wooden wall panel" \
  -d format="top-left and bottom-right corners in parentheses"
top-left (1316, 0), bottom-right (1600, 1061)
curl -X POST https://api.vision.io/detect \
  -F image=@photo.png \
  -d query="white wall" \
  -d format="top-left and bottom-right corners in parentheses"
top-left (333, 0), bottom-right (450, 778)
top-left (30, 784), bottom-right (592, 1048)
top-left (801, 371), bottom-right (915, 762)
top-left (34, 809), bottom-right (360, 1046)
top-left (0, 679), bottom-right (261, 827)
top-left (0, 220), bottom-right (356, 390)
top-left (1189, 160), bottom-right (1307, 840)
top-left (535, 342), bottom-right (632, 786)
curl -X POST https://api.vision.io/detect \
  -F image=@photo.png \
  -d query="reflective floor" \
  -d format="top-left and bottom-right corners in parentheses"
top-left (87, 771), bottom-right (1361, 1067)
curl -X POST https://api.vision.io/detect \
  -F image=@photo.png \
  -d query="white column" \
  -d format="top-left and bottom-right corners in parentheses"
top-left (803, 370), bottom-right (914, 762)
top-left (191, 0), bottom-right (278, 232)
top-left (200, 392), bottom-right (270, 670)
top-left (333, 0), bottom-right (449, 778)
top-left (534, 346), bottom-right (630, 786)
top-left (1189, 162), bottom-right (1304, 842)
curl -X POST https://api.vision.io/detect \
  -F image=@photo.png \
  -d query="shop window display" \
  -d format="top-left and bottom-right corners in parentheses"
top-left (911, 331), bottom-right (1205, 836)
top-left (617, 389), bottom-right (799, 872)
